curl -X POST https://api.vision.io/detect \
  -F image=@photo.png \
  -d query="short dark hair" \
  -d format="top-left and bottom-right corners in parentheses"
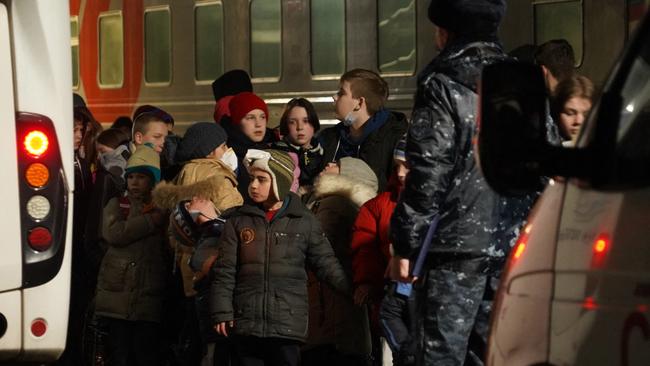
top-left (340, 69), bottom-right (389, 116)
top-left (535, 39), bottom-right (576, 82)
top-left (132, 112), bottom-right (167, 139)
top-left (279, 98), bottom-right (320, 136)
top-left (97, 128), bottom-right (130, 149)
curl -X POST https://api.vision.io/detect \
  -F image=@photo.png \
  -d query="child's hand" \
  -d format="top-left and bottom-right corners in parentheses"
top-left (214, 320), bottom-right (234, 337)
top-left (389, 256), bottom-right (417, 283)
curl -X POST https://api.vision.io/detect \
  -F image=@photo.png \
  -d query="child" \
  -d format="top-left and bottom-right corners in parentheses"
top-left (153, 122), bottom-right (244, 366)
top-left (210, 149), bottom-right (349, 366)
top-left (94, 144), bottom-right (167, 366)
top-left (320, 69), bottom-right (408, 191)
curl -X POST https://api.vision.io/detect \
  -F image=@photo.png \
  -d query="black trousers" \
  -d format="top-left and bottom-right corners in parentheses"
top-left (105, 318), bottom-right (162, 366)
top-left (236, 336), bottom-right (301, 366)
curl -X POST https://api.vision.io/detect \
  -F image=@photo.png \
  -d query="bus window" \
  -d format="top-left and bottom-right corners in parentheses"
top-left (533, 0), bottom-right (584, 67)
top-left (195, 2), bottom-right (224, 82)
top-left (628, 0), bottom-right (650, 38)
top-left (144, 7), bottom-right (171, 85)
top-left (311, 0), bottom-right (345, 77)
top-left (98, 11), bottom-right (124, 88)
top-left (378, 0), bottom-right (416, 75)
top-left (250, 0), bottom-right (281, 80)
top-left (70, 16), bottom-right (79, 89)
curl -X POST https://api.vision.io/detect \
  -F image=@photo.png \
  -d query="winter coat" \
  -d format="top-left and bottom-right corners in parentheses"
top-left (390, 40), bottom-right (538, 268)
top-left (272, 137), bottom-right (324, 186)
top-left (210, 192), bottom-right (349, 343)
top-left (303, 168), bottom-right (377, 355)
top-left (220, 118), bottom-right (278, 197)
top-left (319, 110), bottom-right (408, 192)
top-left (153, 158), bottom-right (243, 296)
top-left (95, 196), bottom-right (168, 323)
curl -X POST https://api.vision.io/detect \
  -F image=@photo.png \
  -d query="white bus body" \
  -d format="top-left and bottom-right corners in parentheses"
top-left (0, 0), bottom-right (73, 362)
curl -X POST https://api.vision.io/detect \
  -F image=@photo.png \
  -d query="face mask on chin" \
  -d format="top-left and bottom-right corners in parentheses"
top-left (220, 147), bottom-right (239, 172)
top-left (342, 111), bottom-right (358, 127)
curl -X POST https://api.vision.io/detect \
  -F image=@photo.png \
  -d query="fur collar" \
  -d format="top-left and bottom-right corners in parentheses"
top-left (153, 174), bottom-right (236, 210)
top-left (313, 173), bottom-right (377, 208)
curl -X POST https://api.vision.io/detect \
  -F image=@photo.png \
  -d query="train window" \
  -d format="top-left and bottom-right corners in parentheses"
top-left (70, 16), bottom-right (79, 89)
top-left (195, 2), bottom-right (224, 82)
top-left (311, 0), bottom-right (345, 77)
top-left (628, 0), bottom-right (650, 38)
top-left (98, 11), bottom-right (124, 88)
top-left (250, 0), bottom-right (281, 80)
top-left (378, 0), bottom-right (416, 75)
top-left (533, 0), bottom-right (583, 66)
top-left (144, 7), bottom-right (171, 85)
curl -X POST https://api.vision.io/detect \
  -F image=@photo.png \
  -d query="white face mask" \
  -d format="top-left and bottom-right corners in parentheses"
top-left (219, 147), bottom-right (239, 172)
top-left (342, 111), bottom-right (358, 127)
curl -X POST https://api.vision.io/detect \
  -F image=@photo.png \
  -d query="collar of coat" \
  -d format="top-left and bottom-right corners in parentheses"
top-left (312, 172), bottom-right (377, 208)
top-left (236, 192), bottom-right (307, 220)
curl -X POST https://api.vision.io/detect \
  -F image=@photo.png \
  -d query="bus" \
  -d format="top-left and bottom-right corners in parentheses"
top-left (0, 0), bottom-right (74, 362)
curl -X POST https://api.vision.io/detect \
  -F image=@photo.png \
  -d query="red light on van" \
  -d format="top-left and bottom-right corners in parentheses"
top-left (594, 237), bottom-right (608, 253)
top-left (514, 242), bottom-right (526, 259)
top-left (583, 297), bottom-right (598, 311)
top-left (512, 224), bottom-right (532, 260)
top-left (591, 234), bottom-right (610, 268)
top-left (24, 130), bottom-right (49, 158)
top-left (28, 227), bottom-right (52, 251)
top-left (30, 318), bottom-right (47, 337)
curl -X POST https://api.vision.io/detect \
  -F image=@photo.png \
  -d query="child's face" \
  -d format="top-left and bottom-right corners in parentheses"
top-left (127, 172), bottom-right (152, 199)
top-left (333, 81), bottom-right (360, 120)
top-left (240, 109), bottom-right (267, 143)
top-left (248, 168), bottom-right (273, 203)
top-left (74, 120), bottom-right (84, 151)
top-left (134, 121), bottom-right (168, 153)
top-left (286, 106), bottom-right (315, 147)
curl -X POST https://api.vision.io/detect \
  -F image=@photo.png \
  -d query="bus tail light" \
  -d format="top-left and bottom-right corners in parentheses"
top-left (28, 227), bottom-right (53, 252)
top-left (23, 130), bottom-right (49, 158)
top-left (591, 234), bottom-right (610, 268)
top-left (513, 224), bottom-right (533, 260)
top-left (30, 318), bottom-right (47, 337)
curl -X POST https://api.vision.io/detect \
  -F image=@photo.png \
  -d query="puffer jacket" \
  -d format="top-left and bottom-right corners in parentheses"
top-left (153, 158), bottom-right (243, 296)
top-left (390, 41), bottom-right (539, 267)
top-left (272, 137), bottom-right (324, 186)
top-left (210, 193), bottom-right (349, 343)
top-left (319, 110), bottom-right (408, 192)
top-left (95, 196), bottom-right (168, 323)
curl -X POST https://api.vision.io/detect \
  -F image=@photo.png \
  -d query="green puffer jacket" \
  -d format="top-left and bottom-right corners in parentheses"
top-left (95, 196), bottom-right (168, 323)
top-left (210, 193), bottom-right (349, 342)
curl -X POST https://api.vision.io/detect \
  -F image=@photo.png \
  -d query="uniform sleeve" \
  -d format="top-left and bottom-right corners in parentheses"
top-left (102, 197), bottom-right (155, 247)
top-left (210, 219), bottom-right (238, 323)
top-left (306, 216), bottom-right (351, 294)
top-left (350, 199), bottom-right (385, 289)
top-left (390, 78), bottom-right (458, 258)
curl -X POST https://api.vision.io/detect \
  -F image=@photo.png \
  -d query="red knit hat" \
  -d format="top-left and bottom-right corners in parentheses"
top-left (229, 92), bottom-right (269, 125)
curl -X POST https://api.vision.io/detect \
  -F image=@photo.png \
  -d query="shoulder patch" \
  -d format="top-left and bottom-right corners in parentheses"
top-left (240, 227), bottom-right (255, 245)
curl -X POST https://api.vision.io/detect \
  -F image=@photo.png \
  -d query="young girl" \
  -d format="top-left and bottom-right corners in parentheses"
top-left (95, 145), bottom-right (168, 366)
top-left (209, 149), bottom-right (349, 366)
top-left (552, 74), bottom-right (595, 145)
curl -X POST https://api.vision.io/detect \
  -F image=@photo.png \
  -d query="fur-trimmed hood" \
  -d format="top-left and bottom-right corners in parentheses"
top-left (152, 159), bottom-right (243, 213)
top-left (312, 173), bottom-right (378, 208)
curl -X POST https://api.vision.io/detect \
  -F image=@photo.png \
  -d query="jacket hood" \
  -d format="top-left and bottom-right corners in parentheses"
top-left (313, 172), bottom-right (377, 208)
top-left (424, 41), bottom-right (507, 93)
top-left (237, 192), bottom-right (307, 219)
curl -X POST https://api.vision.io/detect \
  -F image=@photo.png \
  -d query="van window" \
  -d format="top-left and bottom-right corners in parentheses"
top-left (98, 11), bottom-right (124, 88)
top-left (70, 16), bottom-right (79, 89)
top-left (144, 7), bottom-right (171, 84)
top-left (250, 0), bottom-right (281, 80)
top-left (195, 2), bottom-right (224, 82)
top-left (311, 0), bottom-right (345, 77)
top-left (628, 0), bottom-right (650, 38)
top-left (616, 37), bottom-right (650, 163)
top-left (378, 0), bottom-right (416, 75)
top-left (533, 0), bottom-right (583, 67)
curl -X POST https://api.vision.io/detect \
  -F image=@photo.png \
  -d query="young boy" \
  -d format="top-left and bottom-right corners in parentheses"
top-left (94, 144), bottom-right (167, 366)
top-left (320, 69), bottom-right (408, 191)
top-left (210, 149), bottom-right (349, 366)
top-left (132, 108), bottom-right (170, 154)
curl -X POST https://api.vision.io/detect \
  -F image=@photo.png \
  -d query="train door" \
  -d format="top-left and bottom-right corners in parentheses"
top-left (0, 0), bottom-right (73, 362)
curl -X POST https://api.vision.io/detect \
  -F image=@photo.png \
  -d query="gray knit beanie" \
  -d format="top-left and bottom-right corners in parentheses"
top-left (177, 122), bottom-right (228, 162)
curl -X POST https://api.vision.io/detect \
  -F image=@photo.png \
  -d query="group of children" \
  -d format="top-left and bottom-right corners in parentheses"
top-left (68, 67), bottom-right (413, 366)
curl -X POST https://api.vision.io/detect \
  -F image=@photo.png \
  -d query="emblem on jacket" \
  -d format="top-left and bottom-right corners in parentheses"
top-left (240, 228), bottom-right (255, 244)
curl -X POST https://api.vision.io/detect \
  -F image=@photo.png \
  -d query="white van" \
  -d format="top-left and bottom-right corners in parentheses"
top-left (0, 0), bottom-right (73, 362)
top-left (477, 10), bottom-right (650, 366)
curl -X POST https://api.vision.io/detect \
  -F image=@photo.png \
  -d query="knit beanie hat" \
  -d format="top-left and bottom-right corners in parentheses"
top-left (339, 157), bottom-right (378, 193)
top-left (428, 0), bottom-right (506, 38)
top-left (176, 122), bottom-right (228, 162)
top-left (393, 134), bottom-right (407, 162)
top-left (211, 69), bottom-right (253, 102)
top-left (125, 143), bottom-right (161, 184)
top-left (229, 92), bottom-right (269, 125)
top-left (244, 149), bottom-right (295, 201)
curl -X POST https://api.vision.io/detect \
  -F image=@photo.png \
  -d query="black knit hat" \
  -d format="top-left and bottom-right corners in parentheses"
top-left (211, 69), bottom-right (253, 102)
top-left (176, 122), bottom-right (228, 162)
top-left (428, 0), bottom-right (506, 37)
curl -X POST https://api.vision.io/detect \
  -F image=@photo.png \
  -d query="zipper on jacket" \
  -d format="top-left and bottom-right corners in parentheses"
top-left (263, 221), bottom-right (271, 337)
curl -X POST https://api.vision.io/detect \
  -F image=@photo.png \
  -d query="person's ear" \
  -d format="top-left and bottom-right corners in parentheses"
top-left (133, 131), bottom-right (143, 145)
top-left (353, 97), bottom-right (365, 112)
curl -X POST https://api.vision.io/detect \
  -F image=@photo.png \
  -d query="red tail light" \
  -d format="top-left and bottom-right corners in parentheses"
top-left (591, 234), bottom-right (610, 268)
top-left (30, 318), bottom-right (47, 337)
top-left (23, 130), bottom-right (50, 158)
top-left (513, 224), bottom-right (532, 260)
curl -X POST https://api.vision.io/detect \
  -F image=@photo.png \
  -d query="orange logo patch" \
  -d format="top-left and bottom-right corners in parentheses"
top-left (240, 228), bottom-right (255, 244)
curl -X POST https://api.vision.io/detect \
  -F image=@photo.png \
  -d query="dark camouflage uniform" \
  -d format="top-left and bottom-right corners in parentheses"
top-left (390, 39), bottom-right (539, 366)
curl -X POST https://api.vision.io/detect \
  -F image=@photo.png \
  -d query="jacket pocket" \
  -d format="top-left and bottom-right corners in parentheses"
top-left (272, 232), bottom-right (304, 262)
top-left (273, 286), bottom-right (308, 338)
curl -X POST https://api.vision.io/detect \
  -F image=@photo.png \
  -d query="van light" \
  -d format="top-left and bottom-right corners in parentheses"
top-left (514, 242), bottom-right (526, 259)
top-left (24, 130), bottom-right (49, 158)
top-left (25, 163), bottom-right (50, 187)
top-left (626, 103), bottom-right (634, 113)
top-left (593, 235), bottom-right (610, 254)
top-left (583, 297), bottom-right (598, 310)
top-left (26, 195), bottom-right (51, 220)
top-left (30, 318), bottom-right (47, 337)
